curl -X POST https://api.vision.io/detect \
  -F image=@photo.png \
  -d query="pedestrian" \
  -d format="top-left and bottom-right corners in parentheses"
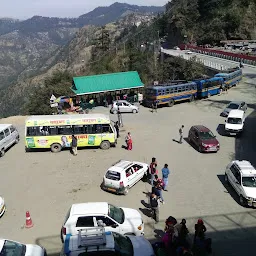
top-left (117, 107), bottom-right (123, 127)
top-left (125, 132), bottom-right (132, 150)
top-left (152, 101), bottom-right (157, 113)
top-left (150, 192), bottom-right (159, 223)
top-left (152, 181), bottom-right (164, 204)
top-left (150, 157), bottom-right (158, 186)
top-left (71, 134), bottom-right (78, 156)
top-left (194, 219), bottom-right (207, 243)
top-left (162, 164), bottom-right (170, 191)
top-left (175, 219), bottom-right (189, 248)
top-left (114, 121), bottom-right (119, 138)
top-left (179, 125), bottom-right (184, 144)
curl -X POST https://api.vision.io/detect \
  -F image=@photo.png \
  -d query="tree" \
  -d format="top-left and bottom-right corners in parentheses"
top-left (24, 71), bottom-right (73, 115)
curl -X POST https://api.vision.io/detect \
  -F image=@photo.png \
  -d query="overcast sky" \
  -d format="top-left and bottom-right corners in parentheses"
top-left (0, 0), bottom-right (167, 19)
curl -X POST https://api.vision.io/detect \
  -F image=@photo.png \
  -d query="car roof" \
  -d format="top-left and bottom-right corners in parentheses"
top-left (70, 202), bottom-right (109, 216)
top-left (0, 124), bottom-right (12, 130)
top-left (234, 160), bottom-right (256, 176)
top-left (228, 110), bottom-right (244, 118)
top-left (192, 125), bottom-right (210, 132)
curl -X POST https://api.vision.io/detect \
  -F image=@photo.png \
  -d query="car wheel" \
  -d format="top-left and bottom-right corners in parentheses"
top-left (167, 99), bottom-right (174, 107)
top-left (239, 195), bottom-right (246, 207)
top-left (113, 110), bottom-right (117, 114)
top-left (100, 141), bottom-right (110, 150)
top-left (189, 95), bottom-right (195, 102)
top-left (224, 174), bottom-right (229, 185)
top-left (15, 137), bottom-right (19, 144)
top-left (132, 109), bottom-right (137, 114)
top-left (0, 149), bottom-right (5, 157)
top-left (199, 146), bottom-right (203, 153)
top-left (51, 143), bottom-right (62, 153)
top-left (123, 186), bottom-right (129, 195)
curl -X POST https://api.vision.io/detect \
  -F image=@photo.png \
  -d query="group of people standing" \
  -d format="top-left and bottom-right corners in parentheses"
top-left (149, 157), bottom-right (170, 223)
top-left (153, 217), bottom-right (211, 256)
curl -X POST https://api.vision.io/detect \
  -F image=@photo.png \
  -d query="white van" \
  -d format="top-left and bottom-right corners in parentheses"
top-left (225, 110), bottom-right (245, 136)
top-left (0, 124), bottom-right (19, 157)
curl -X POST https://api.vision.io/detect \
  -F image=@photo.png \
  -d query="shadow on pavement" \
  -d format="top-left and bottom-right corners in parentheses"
top-left (235, 109), bottom-right (256, 167)
top-left (36, 210), bottom-right (256, 256)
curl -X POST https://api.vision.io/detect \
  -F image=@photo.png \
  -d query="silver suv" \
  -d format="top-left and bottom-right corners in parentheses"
top-left (110, 100), bottom-right (139, 114)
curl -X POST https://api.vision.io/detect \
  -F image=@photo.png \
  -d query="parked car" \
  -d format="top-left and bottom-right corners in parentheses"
top-left (185, 50), bottom-right (193, 54)
top-left (225, 160), bottom-right (256, 207)
top-left (221, 101), bottom-right (247, 117)
top-left (0, 124), bottom-right (19, 157)
top-left (102, 160), bottom-right (149, 195)
top-left (110, 100), bottom-right (139, 114)
top-left (173, 46), bottom-right (180, 50)
top-left (225, 110), bottom-right (246, 136)
top-left (61, 202), bottom-right (144, 243)
top-left (188, 125), bottom-right (220, 153)
top-left (61, 227), bottom-right (154, 256)
top-left (0, 196), bottom-right (5, 217)
top-left (0, 238), bottom-right (46, 256)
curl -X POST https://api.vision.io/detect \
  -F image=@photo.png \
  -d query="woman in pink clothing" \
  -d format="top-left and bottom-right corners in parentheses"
top-left (125, 132), bottom-right (132, 150)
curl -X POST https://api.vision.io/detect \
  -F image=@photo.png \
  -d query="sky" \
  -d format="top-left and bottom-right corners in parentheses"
top-left (0, 0), bottom-right (168, 19)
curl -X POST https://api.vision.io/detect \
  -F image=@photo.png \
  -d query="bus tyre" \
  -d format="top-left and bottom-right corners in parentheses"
top-left (15, 136), bottom-right (19, 144)
top-left (123, 186), bottom-right (129, 195)
top-left (100, 141), bottom-right (110, 150)
top-left (0, 149), bottom-right (5, 157)
top-left (189, 95), bottom-right (195, 102)
top-left (51, 143), bottom-right (62, 153)
top-left (167, 99), bottom-right (174, 107)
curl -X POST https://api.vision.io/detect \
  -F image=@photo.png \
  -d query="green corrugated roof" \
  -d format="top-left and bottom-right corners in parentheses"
top-left (71, 71), bottom-right (144, 95)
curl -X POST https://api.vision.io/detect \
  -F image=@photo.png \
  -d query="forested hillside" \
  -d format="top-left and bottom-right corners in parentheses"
top-left (161, 0), bottom-right (256, 46)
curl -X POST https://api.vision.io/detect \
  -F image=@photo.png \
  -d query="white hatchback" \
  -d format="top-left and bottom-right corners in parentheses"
top-left (102, 160), bottom-right (149, 195)
top-left (225, 160), bottom-right (256, 207)
top-left (61, 202), bottom-right (144, 243)
top-left (0, 239), bottom-right (46, 256)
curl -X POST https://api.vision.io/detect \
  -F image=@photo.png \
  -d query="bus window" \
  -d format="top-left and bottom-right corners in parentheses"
top-left (177, 87), bottom-right (182, 92)
top-left (48, 126), bottom-right (57, 135)
top-left (158, 90), bottom-right (162, 95)
top-left (102, 124), bottom-right (111, 133)
top-left (57, 126), bottom-right (72, 135)
top-left (166, 89), bottom-right (170, 94)
top-left (73, 125), bottom-right (85, 134)
top-left (169, 88), bottom-right (174, 94)
top-left (86, 124), bottom-right (102, 134)
top-left (173, 87), bottom-right (178, 93)
top-left (27, 127), bottom-right (40, 136)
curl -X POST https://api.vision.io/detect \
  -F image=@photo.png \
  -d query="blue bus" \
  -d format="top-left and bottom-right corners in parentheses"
top-left (214, 67), bottom-right (242, 89)
top-left (144, 81), bottom-right (197, 107)
top-left (195, 77), bottom-right (224, 98)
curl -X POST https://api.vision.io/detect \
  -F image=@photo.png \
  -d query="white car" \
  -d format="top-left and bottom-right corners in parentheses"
top-left (0, 239), bottom-right (46, 256)
top-left (61, 202), bottom-right (144, 243)
top-left (0, 196), bottom-right (5, 217)
top-left (61, 227), bottom-right (154, 256)
top-left (110, 100), bottom-right (139, 114)
top-left (185, 50), bottom-right (193, 54)
top-left (225, 160), bottom-right (256, 207)
top-left (225, 109), bottom-right (245, 136)
top-left (102, 160), bottom-right (149, 195)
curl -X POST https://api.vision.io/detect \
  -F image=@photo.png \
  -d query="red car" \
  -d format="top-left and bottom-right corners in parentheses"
top-left (188, 125), bottom-right (220, 153)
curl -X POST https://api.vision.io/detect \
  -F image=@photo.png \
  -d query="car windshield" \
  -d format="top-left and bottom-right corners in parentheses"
top-left (242, 176), bottom-right (256, 187)
top-left (227, 103), bottom-right (239, 109)
top-left (227, 118), bottom-right (242, 124)
top-left (108, 204), bottom-right (125, 224)
top-left (113, 232), bottom-right (133, 256)
top-left (106, 170), bottom-right (121, 181)
top-left (199, 131), bottom-right (215, 140)
top-left (0, 240), bottom-right (26, 256)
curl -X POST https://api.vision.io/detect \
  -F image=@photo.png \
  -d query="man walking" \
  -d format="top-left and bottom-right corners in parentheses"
top-left (71, 134), bottom-right (78, 156)
top-left (162, 164), bottom-right (170, 191)
top-left (117, 107), bottom-right (123, 127)
top-left (150, 192), bottom-right (159, 223)
top-left (179, 125), bottom-right (184, 144)
top-left (152, 101), bottom-right (157, 113)
top-left (114, 121), bottom-right (119, 138)
top-left (150, 157), bottom-right (158, 186)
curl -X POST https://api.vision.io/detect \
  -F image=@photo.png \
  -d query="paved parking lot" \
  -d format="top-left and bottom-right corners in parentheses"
top-left (0, 76), bottom-right (255, 255)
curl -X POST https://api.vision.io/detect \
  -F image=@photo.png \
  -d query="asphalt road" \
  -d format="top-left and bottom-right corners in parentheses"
top-left (0, 69), bottom-right (255, 256)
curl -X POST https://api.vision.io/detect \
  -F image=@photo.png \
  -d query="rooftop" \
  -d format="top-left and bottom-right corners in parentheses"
top-left (72, 71), bottom-right (144, 95)
top-left (70, 202), bottom-right (109, 216)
